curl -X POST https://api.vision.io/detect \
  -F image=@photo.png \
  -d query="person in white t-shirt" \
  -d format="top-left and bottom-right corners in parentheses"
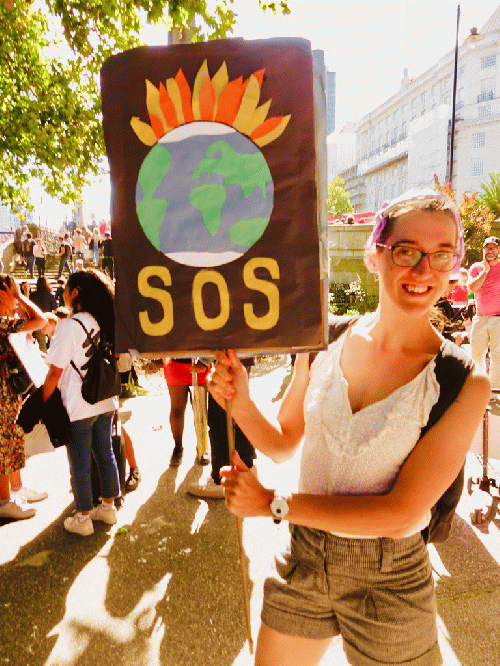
top-left (42, 269), bottom-right (120, 536)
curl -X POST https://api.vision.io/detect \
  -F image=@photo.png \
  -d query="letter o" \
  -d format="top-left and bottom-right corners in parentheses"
top-left (192, 270), bottom-right (230, 331)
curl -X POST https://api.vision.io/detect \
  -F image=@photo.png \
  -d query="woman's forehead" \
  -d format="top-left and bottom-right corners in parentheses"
top-left (389, 210), bottom-right (457, 245)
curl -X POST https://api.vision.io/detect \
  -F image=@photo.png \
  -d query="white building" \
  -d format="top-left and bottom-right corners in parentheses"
top-left (341, 5), bottom-right (500, 213)
top-left (326, 123), bottom-right (357, 182)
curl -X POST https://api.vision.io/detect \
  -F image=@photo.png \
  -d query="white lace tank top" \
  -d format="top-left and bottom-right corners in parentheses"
top-left (301, 328), bottom-right (442, 537)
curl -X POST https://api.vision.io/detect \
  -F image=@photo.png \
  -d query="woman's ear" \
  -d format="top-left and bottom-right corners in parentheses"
top-left (364, 249), bottom-right (379, 274)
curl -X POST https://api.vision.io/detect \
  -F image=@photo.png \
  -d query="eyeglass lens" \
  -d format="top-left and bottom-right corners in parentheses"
top-left (392, 246), bottom-right (455, 271)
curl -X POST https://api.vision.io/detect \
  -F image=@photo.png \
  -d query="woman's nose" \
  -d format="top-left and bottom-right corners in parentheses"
top-left (411, 254), bottom-right (432, 275)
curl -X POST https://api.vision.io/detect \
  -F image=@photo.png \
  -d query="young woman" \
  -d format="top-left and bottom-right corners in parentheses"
top-left (208, 189), bottom-right (490, 666)
top-left (42, 269), bottom-right (120, 536)
top-left (0, 275), bottom-right (47, 520)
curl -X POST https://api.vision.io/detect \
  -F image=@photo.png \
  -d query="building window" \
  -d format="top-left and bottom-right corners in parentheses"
top-left (472, 132), bottom-right (485, 149)
top-left (479, 77), bottom-right (495, 102)
top-left (481, 55), bottom-right (496, 69)
top-left (478, 105), bottom-right (491, 120)
top-left (471, 159), bottom-right (484, 177)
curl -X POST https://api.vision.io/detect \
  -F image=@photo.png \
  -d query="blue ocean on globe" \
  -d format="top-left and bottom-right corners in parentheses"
top-left (135, 123), bottom-right (274, 267)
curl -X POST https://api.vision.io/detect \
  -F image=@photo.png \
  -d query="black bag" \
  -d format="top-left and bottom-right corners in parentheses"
top-left (321, 315), bottom-right (473, 544)
top-left (89, 239), bottom-right (94, 250)
top-left (70, 318), bottom-right (121, 404)
top-left (9, 364), bottom-right (33, 395)
top-left (17, 387), bottom-right (71, 448)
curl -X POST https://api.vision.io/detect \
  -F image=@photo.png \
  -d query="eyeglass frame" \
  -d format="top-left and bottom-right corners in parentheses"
top-left (375, 243), bottom-right (460, 272)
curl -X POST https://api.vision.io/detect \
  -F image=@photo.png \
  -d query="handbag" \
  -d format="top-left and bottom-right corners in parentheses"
top-left (9, 364), bottom-right (33, 395)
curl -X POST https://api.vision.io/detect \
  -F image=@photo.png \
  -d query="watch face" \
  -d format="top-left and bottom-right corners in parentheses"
top-left (271, 496), bottom-right (289, 522)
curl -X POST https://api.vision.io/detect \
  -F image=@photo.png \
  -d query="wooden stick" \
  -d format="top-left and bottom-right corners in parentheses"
top-left (226, 397), bottom-right (254, 654)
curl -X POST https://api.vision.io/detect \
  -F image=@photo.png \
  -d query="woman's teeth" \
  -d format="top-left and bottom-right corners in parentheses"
top-left (404, 285), bottom-right (429, 293)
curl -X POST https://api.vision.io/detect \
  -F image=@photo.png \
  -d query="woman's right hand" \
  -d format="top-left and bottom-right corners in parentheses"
top-left (208, 350), bottom-right (250, 411)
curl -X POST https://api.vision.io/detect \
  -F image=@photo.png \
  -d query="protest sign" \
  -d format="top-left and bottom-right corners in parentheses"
top-left (101, 37), bottom-right (328, 356)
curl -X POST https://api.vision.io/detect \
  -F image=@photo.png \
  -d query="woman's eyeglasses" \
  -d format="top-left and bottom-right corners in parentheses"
top-left (376, 243), bottom-right (459, 272)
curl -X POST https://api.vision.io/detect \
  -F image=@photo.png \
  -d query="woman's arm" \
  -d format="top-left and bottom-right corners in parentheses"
top-left (222, 367), bottom-right (491, 537)
top-left (42, 364), bottom-right (63, 402)
top-left (209, 350), bottom-right (310, 463)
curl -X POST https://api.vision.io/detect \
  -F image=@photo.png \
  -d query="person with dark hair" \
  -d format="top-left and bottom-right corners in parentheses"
top-left (210, 189), bottom-right (490, 666)
top-left (30, 277), bottom-right (57, 353)
top-left (0, 274), bottom-right (47, 520)
top-left (22, 233), bottom-right (36, 279)
top-left (42, 269), bottom-right (120, 535)
top-left (33, 238), bottom-right (46, 278)
top-left (100, 232), bottom-right (114, 280)
top-left (56, 236), bottom-right (72, 278)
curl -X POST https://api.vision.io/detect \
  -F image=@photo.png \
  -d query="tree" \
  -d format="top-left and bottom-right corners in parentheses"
top-left (0, 0), bottom-right (289, 212)
top-left (327, 175), bottom-right (353, 216)
top-left (477, 172), bottom-right (500, 219)
top-left (438, 183), bottom-right (494, 266)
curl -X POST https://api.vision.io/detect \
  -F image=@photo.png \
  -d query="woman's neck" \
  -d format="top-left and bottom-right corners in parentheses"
top-left (363, 302), bottom-right (440, 354)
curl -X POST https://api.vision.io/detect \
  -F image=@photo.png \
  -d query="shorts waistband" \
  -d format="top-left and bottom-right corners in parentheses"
top-left (291, 525), bottom-right (425, 574)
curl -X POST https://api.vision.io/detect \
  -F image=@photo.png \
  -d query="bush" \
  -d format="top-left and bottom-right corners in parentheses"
top-left (329, 280), bottom-right (378, 315)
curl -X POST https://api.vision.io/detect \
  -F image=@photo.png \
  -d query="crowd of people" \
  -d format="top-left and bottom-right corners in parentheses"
top-left (10, 224), bottom-right (114, 281)
top-left (2, 188), bottom-right (500, 665)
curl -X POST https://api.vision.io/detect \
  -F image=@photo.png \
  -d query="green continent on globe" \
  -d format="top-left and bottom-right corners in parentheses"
top-left (229, 218), bottom-right (269, 246)
top-left (137, 144), bottom-right (171, 249)
top-left (189, 183), bottom-right (226, 236)
top-left (192, 140), bottom-right (271, 198)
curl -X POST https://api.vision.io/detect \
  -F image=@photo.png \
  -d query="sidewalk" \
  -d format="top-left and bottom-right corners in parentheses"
top-left (0, 358), bottom-right (499, 665)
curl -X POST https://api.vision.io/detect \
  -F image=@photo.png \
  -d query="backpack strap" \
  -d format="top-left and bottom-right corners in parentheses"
top-left (69, 317), bottom-right (97, 379)
top-left (421, 341), bottom-right (474, 543)
top-left (309, 314), bottom-right (360, 366)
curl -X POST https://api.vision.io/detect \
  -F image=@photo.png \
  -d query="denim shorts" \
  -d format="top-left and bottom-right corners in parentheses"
top-left (261, 525), bottom-right (442, 666)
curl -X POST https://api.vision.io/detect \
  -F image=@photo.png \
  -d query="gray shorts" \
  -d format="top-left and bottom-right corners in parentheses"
top-left (262, 525), bottom-right (442, 666)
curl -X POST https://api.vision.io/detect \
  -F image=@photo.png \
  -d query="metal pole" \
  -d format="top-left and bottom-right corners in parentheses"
top-left (449, 4), bottom-right (460, 186)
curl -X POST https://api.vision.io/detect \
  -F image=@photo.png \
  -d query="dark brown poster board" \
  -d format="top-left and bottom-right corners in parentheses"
top-left (101, 37), bottom-right (327, 356)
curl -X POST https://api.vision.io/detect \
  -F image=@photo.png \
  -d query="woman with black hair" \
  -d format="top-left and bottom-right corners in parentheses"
top-left (42, 269), bottom-right (120, 536)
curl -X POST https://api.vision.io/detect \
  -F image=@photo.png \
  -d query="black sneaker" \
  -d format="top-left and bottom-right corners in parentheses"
top-left (169, 446), bottom-right (183, 467)
top-left (125, 467), bottom-right (141, 492)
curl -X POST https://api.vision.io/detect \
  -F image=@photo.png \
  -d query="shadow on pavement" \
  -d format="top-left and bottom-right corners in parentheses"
top-left (31, 464), bottom-right (253, 666)
top-left (0, 502), bottom-right (112, 666)
top-left (434, 515), bottom-right (500, 666)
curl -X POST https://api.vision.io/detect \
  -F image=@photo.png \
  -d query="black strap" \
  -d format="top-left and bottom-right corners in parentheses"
top-left (69, 317), bottom-right (97, 379)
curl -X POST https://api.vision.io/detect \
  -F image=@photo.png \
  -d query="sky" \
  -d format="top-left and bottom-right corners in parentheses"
top-left (77, 0), bottom-right (500, 222)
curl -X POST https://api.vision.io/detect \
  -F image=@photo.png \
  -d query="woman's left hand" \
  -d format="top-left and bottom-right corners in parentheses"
top-left (220, 451), bottom-right (274, 518)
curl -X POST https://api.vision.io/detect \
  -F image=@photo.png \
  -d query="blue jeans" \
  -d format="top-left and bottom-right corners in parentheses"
top-left (25, 255), bottom-right (35, 278)
top-left (67, 411), bottom-right (119, 511)
top-left (58, 257), bottom-right (72, 277)
top-left (92, 246), bottom-right (100, 265)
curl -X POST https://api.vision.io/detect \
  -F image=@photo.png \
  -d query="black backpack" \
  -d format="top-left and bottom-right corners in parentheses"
top-left (70, 318), bottom-right (121, 404)
top-left (315, 315), bottom-right (473, 544)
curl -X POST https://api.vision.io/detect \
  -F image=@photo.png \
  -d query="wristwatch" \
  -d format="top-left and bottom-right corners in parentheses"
top-left (270, 494), bottom-right (289, 524)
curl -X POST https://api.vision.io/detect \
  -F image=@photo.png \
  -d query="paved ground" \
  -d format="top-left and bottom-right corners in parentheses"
top-left (1, 357), bottom-right (500, 666)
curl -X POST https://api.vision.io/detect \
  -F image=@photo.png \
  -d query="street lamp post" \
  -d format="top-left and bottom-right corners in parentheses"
top-left (448, 4), bottom-right (460, 186)
top-left (448, 6), bottom-right (483, 187)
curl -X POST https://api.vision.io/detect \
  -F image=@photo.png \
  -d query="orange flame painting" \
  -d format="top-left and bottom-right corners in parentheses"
top-left (130, 60), bottom-right (291, 148)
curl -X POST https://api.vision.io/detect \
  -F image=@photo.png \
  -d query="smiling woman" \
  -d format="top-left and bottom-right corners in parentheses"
top-left (208, 188), bottom-right (491, 666)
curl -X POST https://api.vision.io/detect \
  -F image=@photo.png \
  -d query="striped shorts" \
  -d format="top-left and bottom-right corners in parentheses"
top-left (261, 525), bottom-right (442, 666)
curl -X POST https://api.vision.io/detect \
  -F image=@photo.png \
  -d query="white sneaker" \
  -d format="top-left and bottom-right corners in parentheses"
top-left (89, 502), bottom-right (117, 524)
top-left (0, 498), bottom-right (36, 520)
top-left (12, 487), bottom-right (48, 503)
top-left (187, 478), bottom-right (225, 499)
top-left (64, 513), bottom-right (94, 536)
